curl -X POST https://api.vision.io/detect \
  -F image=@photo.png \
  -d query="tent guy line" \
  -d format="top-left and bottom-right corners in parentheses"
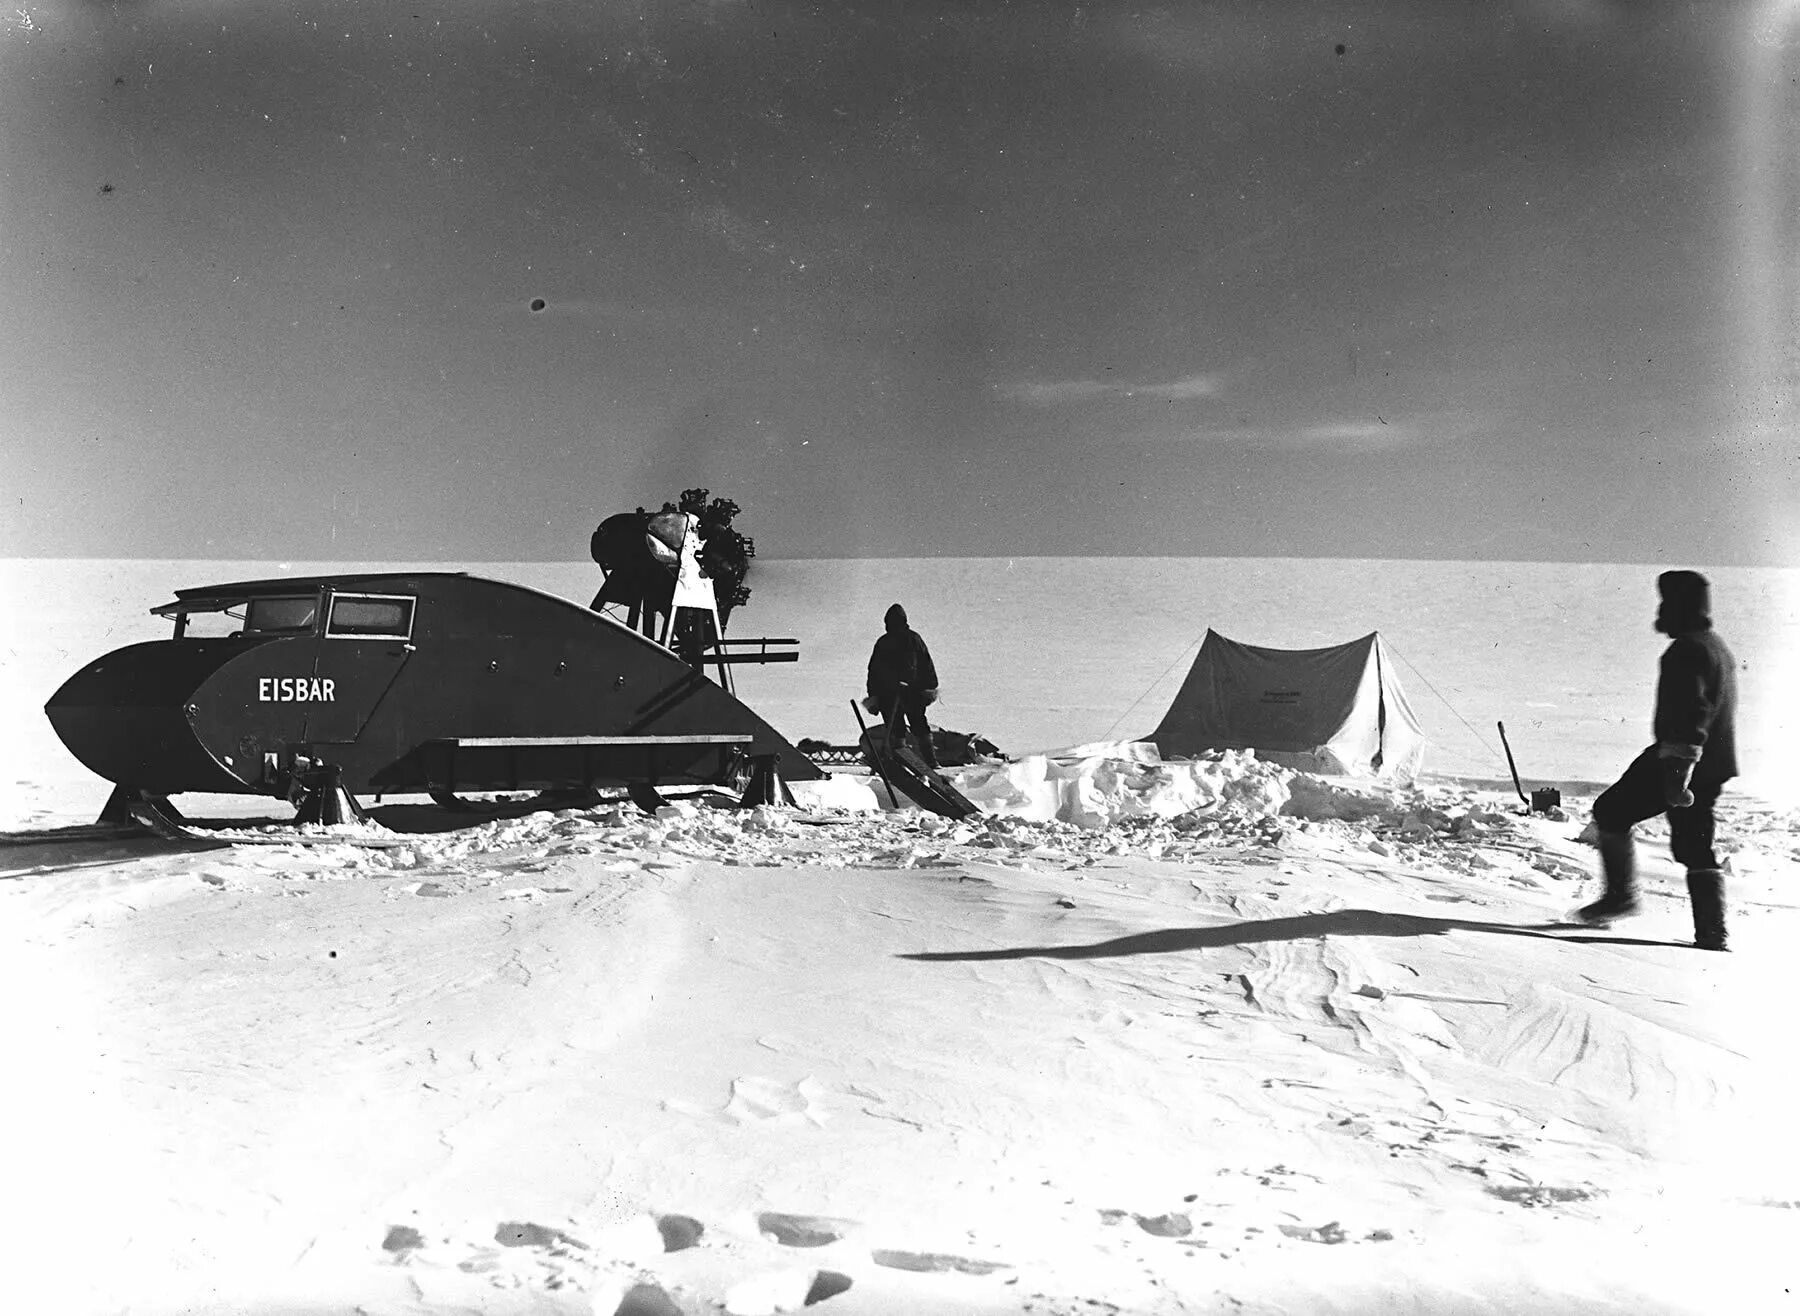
top-left (1098, 626), bottom-right (1212, 745)
top-left (1382, 641), bottom-right (1508, 770)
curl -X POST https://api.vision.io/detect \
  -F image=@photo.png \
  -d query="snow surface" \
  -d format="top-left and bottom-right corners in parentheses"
top-left (6, 743), bottom-right (1800, 1315)
top-left (5, 559), bottom-right (1798, 1314)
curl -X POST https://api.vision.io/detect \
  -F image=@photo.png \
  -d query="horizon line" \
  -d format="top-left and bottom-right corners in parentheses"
top-left (1, 551), bottom-right (1788, 570)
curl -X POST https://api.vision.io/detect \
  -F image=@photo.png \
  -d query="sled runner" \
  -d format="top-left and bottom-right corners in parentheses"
top-left (848, 700), bottom-right (980, 821)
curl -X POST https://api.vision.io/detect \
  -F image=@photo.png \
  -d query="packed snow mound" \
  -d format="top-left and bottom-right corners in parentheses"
top-left (949, 741), bottom-right (1291, 828)
top-left (1280, 772), bottom-right (1405, 822)
top-left (945, 742), bottom-right (1548, 841)
top-left (1278, 775), bottom-right (1533, 843)
top-left (789, 773), bottom-right (882, 814)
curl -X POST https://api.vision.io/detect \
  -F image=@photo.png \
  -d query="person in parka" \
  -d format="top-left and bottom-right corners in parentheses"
top-left (1578, 570), bottom-right (1738, 950)
top-left (866, 603), bottom-right (941, 768)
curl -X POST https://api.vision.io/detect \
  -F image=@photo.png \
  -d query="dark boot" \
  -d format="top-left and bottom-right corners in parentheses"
top-left (1577, 829), bottom-right (1641, 923)
top-left (1686, 868), bottom-right (1728, 951)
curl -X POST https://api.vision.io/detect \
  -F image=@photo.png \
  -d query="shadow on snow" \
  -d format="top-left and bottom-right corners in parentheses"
top-left (899, 908), bottom-right (1684, 962)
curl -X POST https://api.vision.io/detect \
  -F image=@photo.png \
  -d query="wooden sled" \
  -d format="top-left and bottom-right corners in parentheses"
top-left (848, 700), bottom-right (980, 821)
top-left (879, 742), bottom-right (981, 820)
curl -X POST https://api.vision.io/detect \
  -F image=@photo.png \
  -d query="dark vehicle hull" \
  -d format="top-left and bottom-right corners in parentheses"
top-left (47, 639), bottom-right (266, 795)
top-left (46, 572), bottom-right (822, 804)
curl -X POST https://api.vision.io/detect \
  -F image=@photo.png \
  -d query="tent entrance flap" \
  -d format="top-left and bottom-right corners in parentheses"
top-left (1148, 630), bottom-right (1426, 782)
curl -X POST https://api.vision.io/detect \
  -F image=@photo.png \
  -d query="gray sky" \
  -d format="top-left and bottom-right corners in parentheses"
top-left (3, 0), bottom-right (1795, 562)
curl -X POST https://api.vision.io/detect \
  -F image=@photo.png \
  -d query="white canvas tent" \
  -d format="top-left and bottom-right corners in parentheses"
top-left (1149, 630), bottom-right (1427, 782)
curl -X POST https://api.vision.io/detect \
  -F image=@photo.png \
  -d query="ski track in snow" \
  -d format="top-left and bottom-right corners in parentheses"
top-left (3, 778), bottom-right (1798, 1314)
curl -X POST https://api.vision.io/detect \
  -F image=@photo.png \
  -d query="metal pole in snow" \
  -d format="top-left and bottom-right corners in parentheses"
top-left (1495, 721), bottom-right (1530, 807)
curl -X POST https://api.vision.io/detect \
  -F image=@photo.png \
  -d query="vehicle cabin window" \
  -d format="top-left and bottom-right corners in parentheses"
top-left (327, 594), bottom-right (415, 639)
top-left (244, 596), bottom-right (319, 634)
top-left (173, 607), bottom-right (245, 639)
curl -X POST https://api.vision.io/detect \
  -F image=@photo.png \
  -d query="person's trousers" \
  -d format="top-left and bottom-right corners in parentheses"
top-left (1592, 745), bottom-right (1723, 869)
top-left (880, 694), bottom-right (936, 766)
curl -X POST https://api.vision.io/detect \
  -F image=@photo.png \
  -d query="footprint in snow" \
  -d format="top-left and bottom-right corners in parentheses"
top-left (1486, 1184), bottom-right (1604, 1208)
top-left (656, 1213), bottom-right (704, 1251)
top-left (870, 1249), bottom-right (1011, 1275)
top-left (726, 1075), bottom-right (835, 1126)
top-left (387, 1219), bottom-right (594, 1296)
top-left (1098, 1208), bottom-right (1193, 1239)
top-left (723, 1266), bottom-right (854, 1313)
top-left (1277, 1220), bottom-right (1395, 1243)
top-left (1133, 1212), bottom-right (1193, 1238)
top-left (381, 1224), bottom-right (425, 1256)
top-left (616, 1282), bottom-right (687, 1315)
top-left (757, 1211), bottom-right (857, 1247)
top-left (495, 1219), bottom-right (587, 1251)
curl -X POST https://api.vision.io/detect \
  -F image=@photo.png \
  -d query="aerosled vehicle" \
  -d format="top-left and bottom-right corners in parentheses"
top-left (46, 571), bottom-right (821, 823)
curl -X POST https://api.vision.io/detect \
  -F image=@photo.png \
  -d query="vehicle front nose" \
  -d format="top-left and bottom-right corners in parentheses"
top-left (45, 638), bottom-right (266, 794)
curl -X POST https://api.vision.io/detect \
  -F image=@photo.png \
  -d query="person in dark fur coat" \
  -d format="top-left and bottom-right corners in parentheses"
top-left (1578, 570), bottom-right (1738, 950)
top-left (866, 603), bottom-right (941, 769)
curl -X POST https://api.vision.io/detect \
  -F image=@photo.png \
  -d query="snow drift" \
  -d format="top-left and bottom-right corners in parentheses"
top-left (949, 742), bottom-right (1292, 828)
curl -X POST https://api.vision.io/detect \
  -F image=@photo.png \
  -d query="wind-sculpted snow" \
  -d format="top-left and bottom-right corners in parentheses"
top-left (5, 769), bottom-right (1799, 1316)
top-left (160, 760), bottom-right (1797, 923)
top-left (952, 743), bottom-right (1292, 826)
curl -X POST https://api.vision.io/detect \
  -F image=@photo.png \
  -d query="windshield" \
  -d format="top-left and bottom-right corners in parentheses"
top-left (173, 607), bottom-right (243, 638)
top-left (244, 595), bottom-right (320, 634)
